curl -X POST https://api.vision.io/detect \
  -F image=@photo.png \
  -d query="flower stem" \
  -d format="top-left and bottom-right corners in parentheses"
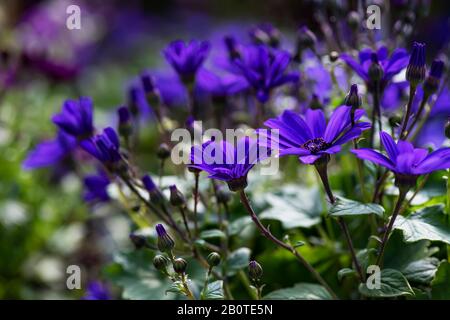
top-left (403, 93), bottom-right (429, 140)
top-left (193, 171), bottom-right (200, 236)
top-left (376, 187), bottom-right (408, 266)
top-left (399, 84), bottom-right (417, 140)
top-left (314, 162), bottom-right (366, 282)
top-left (179, 206), bottom-right (192, 239)
top-left (369, 81), bottom-right (381, 149)
top-left (239, 190), bottom-right (338, 299)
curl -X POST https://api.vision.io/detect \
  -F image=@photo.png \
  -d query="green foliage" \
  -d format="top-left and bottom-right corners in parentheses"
top-left (264, 283), bottom-right (333, 300)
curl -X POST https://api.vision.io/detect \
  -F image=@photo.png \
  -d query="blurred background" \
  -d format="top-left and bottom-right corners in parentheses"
top-left (0, 0), bottom-right (449, 299)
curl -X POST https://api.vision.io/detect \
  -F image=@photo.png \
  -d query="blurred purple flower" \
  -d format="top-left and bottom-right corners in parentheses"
top-left (81, 127), bottom-right (122, 167)
top-left (340, 45), bottom-right (409, 89)
top-left (163, 40), bottom-right (210, 82)
top-left (83, 170), bottom-right (110, 203)
top-left (83, 281), bottom-right (111, 300)
top-left (52, 97), bottom-right (94, 139)
top-left (234, 45), bottom-right (299, 103)
top-left (196, 68), bottom-right (249, 98)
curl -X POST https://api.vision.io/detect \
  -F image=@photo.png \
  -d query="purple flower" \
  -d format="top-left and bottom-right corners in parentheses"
top-left (234, 45), bottom-right (299, 103)
top-left (340, 45), bottom-right (409, 89)
top-left (83, 170), bottom-right (110, 203)
top-left (80, 127), bottom-right (123, 169)
top-left (188, 137), bottom-right (266, 191)
top-left (163, 40), bottom-right (210, 82)
top-left (262, 106), bottom-right (371, 164)
top-left (52, 97), bottom-right (94, 139)
top-left (23, 131), bottom-right (76, 169)
top-left (352, 131), bottom-right (450, 178)
top-left (83, 281), bottom-right (111, 300)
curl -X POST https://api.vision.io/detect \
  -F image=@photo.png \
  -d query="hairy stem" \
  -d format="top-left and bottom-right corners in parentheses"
top-left (239, 190), bottom-right (338, 299)
top-left (399, 84), bottom-right (417, 140)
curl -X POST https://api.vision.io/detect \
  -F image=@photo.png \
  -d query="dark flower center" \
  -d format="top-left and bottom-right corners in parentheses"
top-left (302, 138), bottom-right (329, 154)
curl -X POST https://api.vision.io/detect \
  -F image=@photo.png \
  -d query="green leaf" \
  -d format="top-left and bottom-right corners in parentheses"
top-left (202, 280), bottom-right (224, 300)
top-left (226, 247), bottom-right (251, 275)
top-left (264, 283), bottom-right (333, 300)
top-left (431, 261), bottom-right (450, 299)
top-left (166, 281), bottom-right (185, 296)
top-left (359, 269), bottom-right (414, 298)
top-left (356, 248), bottom-right (377, 270)
top-left (402, 258), bottom-right (440, 285)
top-left (259, 185), bottom-right (323, 229)
top-left (228, 216), bottom-right (252, 236)
top-left (394, 205), bottom-right (450, 244)
top-left (338, 268), bottom-right (356, 281)
top-left (329, 196), bottom-right (384, 218)
top-left (104, 251), bottom-right (174, 300)
top-left (200, 229), bottom-right (226, 239)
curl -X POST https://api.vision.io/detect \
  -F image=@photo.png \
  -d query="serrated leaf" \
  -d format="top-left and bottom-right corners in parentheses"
top-left (259, 185), bottom-right (323, 229)
top-left (394, 205), bottom-right (450, 244)
top-left (402, 258), bottom-right (440, 285)
top-left (264, 283), bottom-right (333, 300)
top-left (202, 280), bottom-right (224, 300)
top-left (359, 269), bottom-right (414, 298)
top-left (431, 261), bottom-right (450, 299)
top-left (166, 281), bottom-right (185, 295)
top-left (200, 229), bottom-right (226, 239)
top-left (338, 268), bottom-right (356, 281)
top-left (329, 196), bottom-right (384, 217)
top-left (226, 247), bottom-right (251, 275)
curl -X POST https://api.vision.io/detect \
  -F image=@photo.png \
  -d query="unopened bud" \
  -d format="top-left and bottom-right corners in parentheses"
top-left (248, 260), bottom-right (263, 281)
top-left (173, 258), bottom-right (188, 274)
top-left (368, 53), bottom-right (384, 83)
top-left (207, 252), bottom-right (221, 267)
top-left (142, 175), bottom-right (163, 204)
top-left (329, 51), bottom-right (339, 63)
top-left (347, 11), bottom-right (361, 30)
top-left (169, 185), bottom-right (186, 207)
top-left (117, 106), bottom-right (132, 138)
top-left (157, 143), bottom-right (171, 160)
top-left (129, 233), bottom-right (148, 249)
top-left (156, 224), bottom-right (175, 253)
top-left (153, 254), bottom-right (169, 271)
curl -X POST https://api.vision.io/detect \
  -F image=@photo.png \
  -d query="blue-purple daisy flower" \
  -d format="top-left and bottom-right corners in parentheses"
top-left (188, 137), bottom-right (267, 191)
top-left (352, 131), bottom-right (450, 179)
top-left (261, 106), bottom-right (371, 164)
top-left (234, 45), bottom-right (299, 103)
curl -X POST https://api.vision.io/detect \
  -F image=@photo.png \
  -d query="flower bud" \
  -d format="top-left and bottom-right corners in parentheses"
top-left (248, 260), bottom-right (263, 281)
top-left (424, 59), bottom-right (444, 96)
top-left (297, 26), bottom-right (317, 50)
top-left (406, 42), bottom-right (426, 87)
top-left (156, 224), bottom-right (175, 253)
top-left (127, 86), bottom-right (140, 116)
top-left (445, 118), bottom-right (450, 139)
top-left (173, 257), bottom-right (188, 274)
top-left (141, 71), bottom-right (161, 106)
top-left (344, 84), bottom-right (362, 109)
top-left (309, 94), bottom-right (323, 110)
top-left (207, 252), bottom-right (221, 267)
top-left (129, 233), bottom-right (148, 249)
top-left (224, 35), bottom-right (241, 60)
top-left (368, 53), bottom-right (384, 83)
top-left (142, 175), bottom-right (163, 204)
top-left (153, 254), bottom-right (169, 271)
top-left (329, 51), bottom-right (339, 63)
top-left (388, 115), bottom-right (402, 128)
top-left (169, 185), bottom-right (186, 207)
top-left (157, 143), bottom-right (171, 160)
top-left (117, 106), bottom-right (132, 138)
top-left (347, 11), bottom-right (361, 30)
